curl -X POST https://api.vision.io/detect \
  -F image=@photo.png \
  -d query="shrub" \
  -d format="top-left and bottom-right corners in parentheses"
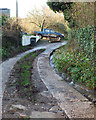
top-left (75, 25), bottom-right (95, 58)
top-left (53, 49), bottom-right (95, 89)
top-left (1, 16), bottom-right (24, 60)
top-left (53, 25), bottom-right (95, 89)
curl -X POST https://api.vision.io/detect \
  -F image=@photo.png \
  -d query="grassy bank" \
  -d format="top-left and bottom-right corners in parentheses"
top-left (53, 26), bottom-right (95, 89)
top-left (1, 45), bottom-right (33, 61)
top-left (1, 16), bottom-right (34, 61)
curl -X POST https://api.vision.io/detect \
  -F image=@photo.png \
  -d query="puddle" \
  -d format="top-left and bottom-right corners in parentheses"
top-left (50, 54), bottom-right (96, 104)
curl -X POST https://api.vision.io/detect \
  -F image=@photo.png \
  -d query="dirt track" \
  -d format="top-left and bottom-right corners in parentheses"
top-left (1, 40), bottom-right (68, 119)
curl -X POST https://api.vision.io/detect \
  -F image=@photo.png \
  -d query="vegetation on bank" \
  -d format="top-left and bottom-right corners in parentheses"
top-left (53, 44), bottom-right (95, 89)
top-left (53, 26), bottom-right (95, 89)
top-left (0, 16), bottom-right (34, 61)
top-left (47, 2), bottom-right (95, 89)
top-left (1, 45), bottom-right (33, 61)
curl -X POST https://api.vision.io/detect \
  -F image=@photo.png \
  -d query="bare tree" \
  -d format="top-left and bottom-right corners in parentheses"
top-left (25, 6), bottom-right (68, 33)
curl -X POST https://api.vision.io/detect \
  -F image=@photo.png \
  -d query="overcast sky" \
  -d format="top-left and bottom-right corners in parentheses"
top-left (0, 0), bottom-right (48, 18)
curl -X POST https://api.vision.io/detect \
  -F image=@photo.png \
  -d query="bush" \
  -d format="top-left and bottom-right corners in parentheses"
top-left (1, 16), bottom-right (25, 60)
top-left (75, 26), bottom-right (95, 57)
top-left (53, 25), bottom-right (96, 89)
top-left (53, 48), bottom-right (95, 89)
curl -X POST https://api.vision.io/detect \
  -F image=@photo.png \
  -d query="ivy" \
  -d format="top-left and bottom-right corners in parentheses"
top-left (53, 26), bottom-right (95, 89)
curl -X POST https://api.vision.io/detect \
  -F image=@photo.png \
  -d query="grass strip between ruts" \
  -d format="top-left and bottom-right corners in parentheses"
top-left (13, 49), bottom-right (45, 100)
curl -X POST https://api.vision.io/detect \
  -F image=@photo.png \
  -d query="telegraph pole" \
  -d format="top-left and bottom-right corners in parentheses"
top-left (16, 0), bottom-right (18, 18)
top-left (16, 0), bottom-right (19, 47)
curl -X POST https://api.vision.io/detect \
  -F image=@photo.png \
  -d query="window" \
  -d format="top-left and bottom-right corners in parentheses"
top-left (45, 30), bottom-right (49, 32)
top-left (51, 30), bottom-right (55, 33)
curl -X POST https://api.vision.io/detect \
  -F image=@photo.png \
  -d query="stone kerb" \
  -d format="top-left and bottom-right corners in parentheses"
top-left (37, 46), bottom-right (94, 119)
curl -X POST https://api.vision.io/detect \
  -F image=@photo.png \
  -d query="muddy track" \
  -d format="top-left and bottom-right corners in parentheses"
top-left (2, 50), bottom-right (68, 119)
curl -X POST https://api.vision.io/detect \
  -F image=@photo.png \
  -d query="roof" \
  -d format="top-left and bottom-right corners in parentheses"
top-left (0, 8), bottom-right (10, 10)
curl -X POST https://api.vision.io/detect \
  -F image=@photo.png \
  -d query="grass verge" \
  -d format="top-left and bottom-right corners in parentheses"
top-left (13, 49), bottom-right (45, 100)
top-left (1, 45), bottom-right (34, 61)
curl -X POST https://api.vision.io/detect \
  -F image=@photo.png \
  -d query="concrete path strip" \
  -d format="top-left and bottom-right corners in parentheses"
top-left (30, 111), bottom-right (65, 118)
top-left (37, 45), bottom-right (95, 119)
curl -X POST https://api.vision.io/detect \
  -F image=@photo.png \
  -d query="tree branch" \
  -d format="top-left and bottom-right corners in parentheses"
top-left (30, 22), bottom-right (40, 27)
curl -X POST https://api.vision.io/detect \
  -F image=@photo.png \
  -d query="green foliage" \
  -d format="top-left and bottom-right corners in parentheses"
top-left (53, 48), bottom-right (96, 89)
top-left (72, 25), bottom-right (95, 58)
top-left (0, 48), bottom-right (7, 56)
top-left (71, 2), bottom-right (94, 28)
top-left (1, 15), bottom-right (9, 26)
top-left (2, 16), bottom-right (22, 58)
top-left (67, 28), bottom-right (71, 41)
top-left (15, 49), bottom-right (45, 99)
top-left (1, 16), bottom-right (34, 61)
top-left (1, 45), bottom-right (34, 61)
top-left (47, 2), bottom-right (94, 28)
top-left (47, 1), bottom-right (73, 13)
top-left (53, 25), bottom-right (95, 89)
top-left (47, 1), bottom-right (75, 27)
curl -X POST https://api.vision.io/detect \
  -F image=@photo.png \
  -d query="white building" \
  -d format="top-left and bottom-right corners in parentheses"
top-left (0, 8), bottom-right (10, 16)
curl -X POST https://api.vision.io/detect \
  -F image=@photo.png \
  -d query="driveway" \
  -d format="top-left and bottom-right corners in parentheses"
top-left (1, 40), bottom-right (94, 119)
top-left (0, 40), bottom-right (67, 119)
